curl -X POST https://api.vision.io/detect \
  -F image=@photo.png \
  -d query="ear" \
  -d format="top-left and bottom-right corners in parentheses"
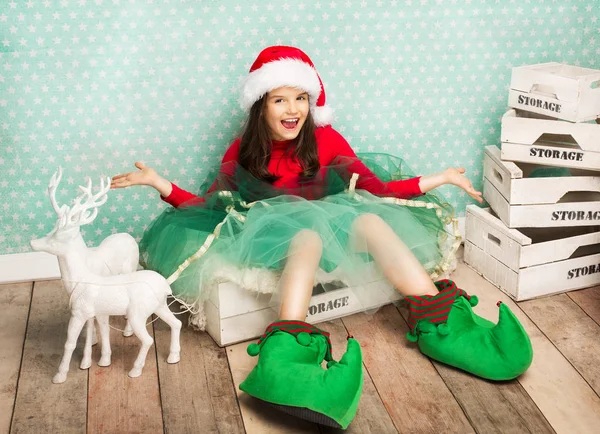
top-left (58, 212), bottom-right (69, 229)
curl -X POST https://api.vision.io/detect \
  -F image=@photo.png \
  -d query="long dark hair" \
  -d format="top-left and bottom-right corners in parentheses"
top-left (238, 96), bottom-right (319, 182)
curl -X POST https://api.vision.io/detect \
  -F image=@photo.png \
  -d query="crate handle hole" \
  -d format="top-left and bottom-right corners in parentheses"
top-left (557, 191), bottom-right (600, 203)
top-left (535, 133), bottom-right (578, 147)
top-left (530, 84), bottom-right (558, 99)
top-left (591, 80), bottom-right (600, 90)
top-left (493, 169), bottom-right (504, 183)
top-left (569, 243), bottom-right (600, 259)
top-left (487, 233), bottom-right (502, 247)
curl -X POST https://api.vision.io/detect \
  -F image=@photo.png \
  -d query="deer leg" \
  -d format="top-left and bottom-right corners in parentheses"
top-left (53, 315), bottom-right (86, 384)
top-left (127, 313), bottom-right (154, 378)
top-left (123, 316), bottom-right (133, 337)
top-left (91, 319), bottom-right (98, 346)
top-left (96, 315), bottom-right (112, 367)
top-left (80, 319), bottom-right (94, 370)
top-left (154, 304), bottom-right (182, 364)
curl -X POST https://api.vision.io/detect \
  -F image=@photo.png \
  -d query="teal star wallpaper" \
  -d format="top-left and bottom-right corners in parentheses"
top-left (0, 0), bottom-right (598, 254)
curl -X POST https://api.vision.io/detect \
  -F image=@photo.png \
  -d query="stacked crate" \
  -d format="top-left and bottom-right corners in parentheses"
top-left (464, 62), bottom-right (600, 301)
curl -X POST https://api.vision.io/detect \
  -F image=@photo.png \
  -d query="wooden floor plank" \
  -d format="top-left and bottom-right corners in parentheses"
top-left (10, 265), bottom-right (600, 434)
top-left (0, 283), bottom-right (32, 434)
top-left (10, 280), bottom-right (87, 434)
top-left (568, 286), bottom-right (600, 326)
top-left (429, 359), bottom-right (554, 434)
top-left (154, 313), bottom-right (244, 434)
top-left (87, 317), bottom-right (163, 434)
top-left (519, 293), bottom-right (600, 396)
top-left (226, 339), bottom-right (320, 434)
top-left (342, 304), bottom-right (475, 434)
top-left (317, 319), bottom-right (397, 434)
top-left (452, 264), bottom-right (600, 434)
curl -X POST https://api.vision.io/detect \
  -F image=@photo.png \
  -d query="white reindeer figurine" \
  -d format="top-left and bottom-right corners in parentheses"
top-left (31, 170), bottom-right (181, 383)
top-left (47, 168), bottom-right (138, 344)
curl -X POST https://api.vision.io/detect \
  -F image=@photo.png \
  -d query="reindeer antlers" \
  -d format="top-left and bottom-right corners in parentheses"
top-left (67, 176), bottom-right (111, 227)
top-left (49, 167), bottom-right (67, 217)
top-left (48, 168), bottom-right (112, 230)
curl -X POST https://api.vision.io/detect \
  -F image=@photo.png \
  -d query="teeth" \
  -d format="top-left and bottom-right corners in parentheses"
top-left (283, 119), bottom-right (298, 122)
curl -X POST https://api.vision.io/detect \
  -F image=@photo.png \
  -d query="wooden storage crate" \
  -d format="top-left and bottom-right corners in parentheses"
top-left (205, 279), bottom-right (401, 347)
top-left (500, 109), bottom-right (600, 172)
top-left (507, 62), bottom-right (600, 122)
top-left (483, 145), bottom-right (600, 228)
top-left (464, 205), bottom-right (600, 301)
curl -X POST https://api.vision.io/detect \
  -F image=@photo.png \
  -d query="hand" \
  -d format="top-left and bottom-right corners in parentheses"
top-left (111, 162), bottom-right (158, 189)
top-left (445, 167), bottom-right (483, 203)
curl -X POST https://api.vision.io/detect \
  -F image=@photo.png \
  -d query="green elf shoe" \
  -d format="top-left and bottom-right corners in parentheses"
top-left (239, 320), bottom-right (363, 429)
top-left (405, 280), bottom-right (533, 381)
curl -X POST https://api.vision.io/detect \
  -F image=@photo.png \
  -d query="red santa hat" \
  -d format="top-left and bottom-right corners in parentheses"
top-left (240, 46), bottom-right (333, 127)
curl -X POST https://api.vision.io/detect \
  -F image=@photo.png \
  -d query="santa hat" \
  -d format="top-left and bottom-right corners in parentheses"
top-left (240, 46), bottom-right (333, 127)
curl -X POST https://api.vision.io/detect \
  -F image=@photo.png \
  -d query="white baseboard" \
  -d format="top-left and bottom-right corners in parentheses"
top-left (0, 216), bottom-right (465, 285)
top-left (0, 252), bottom-right (60, 284)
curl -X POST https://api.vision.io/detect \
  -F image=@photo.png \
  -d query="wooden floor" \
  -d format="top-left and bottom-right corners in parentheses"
top-left (3, 258), bottom-right (600, 434)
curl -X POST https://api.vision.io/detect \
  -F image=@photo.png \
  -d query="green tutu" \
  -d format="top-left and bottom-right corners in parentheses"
top-left (139, 153), bottom-right (460, 327)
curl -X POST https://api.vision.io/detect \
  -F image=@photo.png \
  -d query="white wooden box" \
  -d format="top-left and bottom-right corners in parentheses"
top-left (464, 205), bottom-right (600, 301)
top-left (502, 109), bottom-right (600, 153)
top-left (500, 109), bottom-right (600, 172)
top-left (508, 62), bottom-right (600, 122)
top-left (205, 279), bottom-right (401, 347)
top-left (483, 145), bottom-right (600, 228)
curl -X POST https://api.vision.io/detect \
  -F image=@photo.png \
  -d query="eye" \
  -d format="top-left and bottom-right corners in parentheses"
top-left (297, 95), bottom-right (307, 100)
top-left (274, 98), bottom-right (284, 103)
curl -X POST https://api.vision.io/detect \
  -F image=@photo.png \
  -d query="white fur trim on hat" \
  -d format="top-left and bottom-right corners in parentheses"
top-left (311, 105), bottom-right (334, 127)
top-left (241, 58), bottom-right (322, 111)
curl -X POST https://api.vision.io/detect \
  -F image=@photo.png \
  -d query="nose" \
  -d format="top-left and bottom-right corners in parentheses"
top-left (287, 100), bottom-right (299, 115)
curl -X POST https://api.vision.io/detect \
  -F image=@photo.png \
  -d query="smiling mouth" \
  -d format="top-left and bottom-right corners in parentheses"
top-left (281, 118), bottom-right (299, 130)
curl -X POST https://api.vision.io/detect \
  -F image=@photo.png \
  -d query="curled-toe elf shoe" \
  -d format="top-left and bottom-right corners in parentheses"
top-left (405, 280), bottom-right (533, 381)
top-left (239, 320), bottom-right (363, 429)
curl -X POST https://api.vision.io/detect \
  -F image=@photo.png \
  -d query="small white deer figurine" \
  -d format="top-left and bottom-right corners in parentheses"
top-left (46, 168), bottom-right (138, 344)
top-left (31, 169), bottom-right (181, 383)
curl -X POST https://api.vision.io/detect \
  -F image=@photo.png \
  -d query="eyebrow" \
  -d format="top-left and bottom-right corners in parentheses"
top-left (269, 92), bottom-right (308, 99)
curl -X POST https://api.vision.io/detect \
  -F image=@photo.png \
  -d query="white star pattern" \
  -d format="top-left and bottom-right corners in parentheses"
top-left (0, 0), bottom-right (598, 253)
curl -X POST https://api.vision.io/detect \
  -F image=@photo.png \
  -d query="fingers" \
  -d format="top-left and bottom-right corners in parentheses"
top-left (111, 163), bottom-right (146, 189)
top-left (469, 189), bottom-right (483, 203)
top-left (111, 173), bottom-right (130, 181)
top-left (110, 177), bottom-right (132, 189)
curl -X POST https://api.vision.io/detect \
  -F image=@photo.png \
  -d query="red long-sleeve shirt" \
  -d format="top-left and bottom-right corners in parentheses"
top-left (162, 126), bottom-right (422, 208)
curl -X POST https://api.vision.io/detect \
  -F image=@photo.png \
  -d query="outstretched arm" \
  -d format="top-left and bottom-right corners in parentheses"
top-left (111, 162), bottom-right (201, 207)
top-left (320, 127), bottom-right (482, 202)
top-left (321, 127), bottom-right (422, 199)
top-left (111, 139), bottom-right (242, 208)
top-left (111, 162), bottom-right (175, 197)
top-left (418, 167), bottom-right (483, 203)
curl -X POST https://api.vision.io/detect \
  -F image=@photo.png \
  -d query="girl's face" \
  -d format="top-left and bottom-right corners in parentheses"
top-left (264, 87), bottom-right (310, 141)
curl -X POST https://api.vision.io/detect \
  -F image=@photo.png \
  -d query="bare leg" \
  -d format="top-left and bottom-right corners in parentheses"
top-left (352, 214), bottom-right (438, 296)
top-left (278, 229), bottom-right (323, 321)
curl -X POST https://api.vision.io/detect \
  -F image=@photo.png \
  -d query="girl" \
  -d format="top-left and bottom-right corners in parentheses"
top-left (112, 46), bottom-right (532, 429)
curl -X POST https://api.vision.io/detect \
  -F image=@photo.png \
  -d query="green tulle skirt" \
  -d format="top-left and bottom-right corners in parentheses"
top-left (139, 153), bottom-right (460, 327)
